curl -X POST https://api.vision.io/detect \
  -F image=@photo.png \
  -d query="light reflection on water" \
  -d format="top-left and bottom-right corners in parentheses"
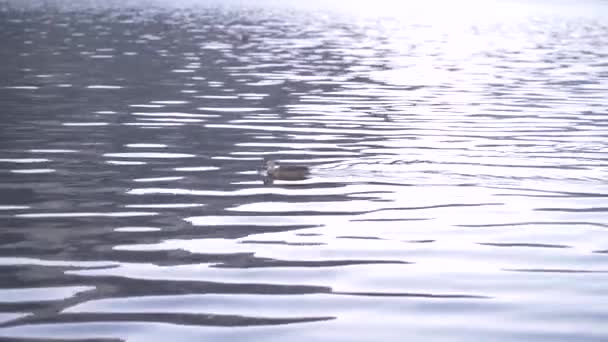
top-left (1, 0), bottom-right (608, 341)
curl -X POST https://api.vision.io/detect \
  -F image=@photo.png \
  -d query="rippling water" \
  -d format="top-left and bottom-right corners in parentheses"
top-left (1, 0), bottom-right (608, 341)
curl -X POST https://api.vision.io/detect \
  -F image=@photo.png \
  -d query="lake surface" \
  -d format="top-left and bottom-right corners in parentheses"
top-left (1, 0), bottom-right (608, 341)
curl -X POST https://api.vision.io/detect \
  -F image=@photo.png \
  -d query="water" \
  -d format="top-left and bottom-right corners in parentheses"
top-left (1, 0), bottom-right (608, 341)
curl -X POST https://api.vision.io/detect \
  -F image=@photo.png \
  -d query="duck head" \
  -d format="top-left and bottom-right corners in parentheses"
top-left (264, 160), bottom-right (278, 172)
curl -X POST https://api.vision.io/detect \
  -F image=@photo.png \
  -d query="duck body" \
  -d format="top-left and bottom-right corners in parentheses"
top-left (263, 160), bottom-right (310, 182)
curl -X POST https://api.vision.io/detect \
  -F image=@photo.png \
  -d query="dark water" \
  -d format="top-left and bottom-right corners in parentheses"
top-left (1, 0), bottom-right (608, 341)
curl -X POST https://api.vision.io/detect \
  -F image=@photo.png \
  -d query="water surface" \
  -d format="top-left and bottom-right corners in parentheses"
top-left (1, 0), bottom-right (608, 341)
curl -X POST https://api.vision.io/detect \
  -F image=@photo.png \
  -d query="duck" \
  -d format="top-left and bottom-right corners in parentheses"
top-left (263, 160), bottom-right (310, 183)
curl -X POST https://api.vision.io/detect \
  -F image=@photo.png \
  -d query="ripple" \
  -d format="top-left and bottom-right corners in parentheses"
top-left (0, 257), bottom-right (117, 268)
top-left (0, 158), bottom-right (49, 163)
top-left (63, 293), bottom-right (338, 319)
top-left (198, 107), bottom-right (268, 112)
top-left (62, 122), bottom-right (109, 126)
top-left (106, 160), bottom-right (147, 165)
top-left (125, 144), bottom-right (168, 148)
top-left (124, 203), bottom-right (204, 209)
top-left (129, 104), bottom-right (165, 108)
top-left (86, 85), bottom-right (123, 89)
top-left (133, 176), bottom-right (184, 182)
top-left (138, 118), bottom-right (204, 123)
top-left (0, 313), bottom-right (29, 325)
top-left (28, 149), bottom-right (78, 153)
top-left (228, 201), bottom-right (390, 213)
top-left (478, 243), bottom-right (572, 249)
top-left (10, 168), bottom-right (55, 174)
top-left (150, 101), bottom-right (190, 105)
top-left (196, 95), bottom-right (239, 99)
top-left (15, 212), bottom-right (158, 218)
top-left (185, 215), bottom-right (343, 227)
top-left (123, 122), bottom-right (184, 126)
top-left (0, 286), bottom-right (94, 303)
top-left (173, 166), bottom-right (219, 172)
top-left (205, 123), bottom-right (411, 136)
top-left (504, 268), bottom-right (608, 274)
top-left (131, 112), bottom-right (220, 118)
top-left (127, 185), bottom-right (370, 196)
top-left (0, 205), bottom-right (30, 210)
top-left (103, 153), bottom-right (195, 159)
top-left (3, 86), bottom-right (39, 90)
top-left (114, 226), bottom-right (162, 232)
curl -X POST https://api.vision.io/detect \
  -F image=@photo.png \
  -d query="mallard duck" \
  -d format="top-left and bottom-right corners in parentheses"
top-left (263, 160), bottom-right (310, 182)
